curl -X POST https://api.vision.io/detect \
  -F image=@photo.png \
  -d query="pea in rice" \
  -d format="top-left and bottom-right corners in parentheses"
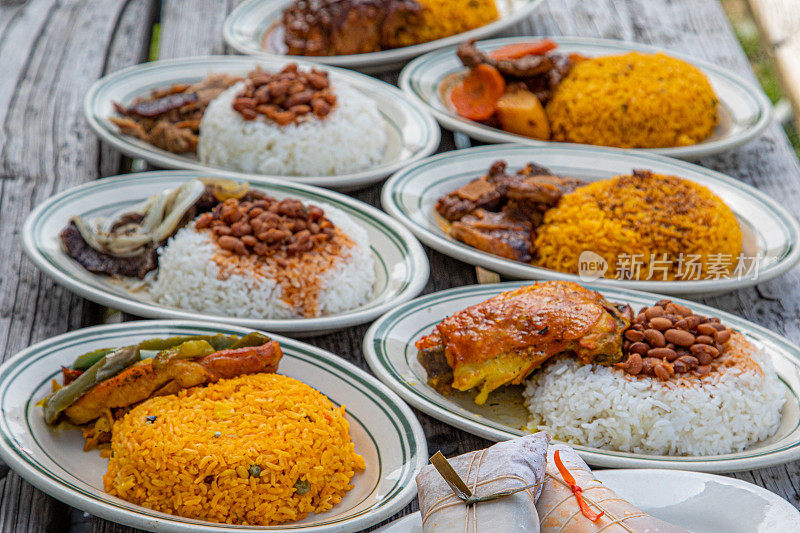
top-left (103, 373), bottom-right (365, 525)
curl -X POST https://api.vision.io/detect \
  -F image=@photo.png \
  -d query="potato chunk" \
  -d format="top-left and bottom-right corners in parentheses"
top-left (496, 88), bottom-right (550, 140)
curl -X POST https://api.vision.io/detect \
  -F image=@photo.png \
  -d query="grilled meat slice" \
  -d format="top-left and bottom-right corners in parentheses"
top-left (437, 160), bottom-right (586, 262)
top-left (283, 0), bottom-right (422, 56)
top-left (450, 210), bottom-right (534, 262)
top-left (416, 281), bottom-right (630, 404)
top-left (60, 222), bottom-right (160, 279)
top-left (435, 161), bottom-right (510, 221)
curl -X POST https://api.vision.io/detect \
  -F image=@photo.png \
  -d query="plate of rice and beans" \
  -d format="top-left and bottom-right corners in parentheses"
top-left (85, 56), bottom-right (440, 191)
top-left (22, 172), bottom-right (429, 336)
top-left (0, 321), bottom-right (427, 531)
top-left (382, 144), bottom-right (800, 295)
top-left (363, 280), bottom-right (800, 472)
top-left (224, 0), bottom-right (545, 72)
top-left (399, 36), bottom-right (772, 160)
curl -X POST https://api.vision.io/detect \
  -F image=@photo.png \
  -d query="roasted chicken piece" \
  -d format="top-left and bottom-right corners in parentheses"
top-left (64, 342), bottom-right (283, 425)
top-left (416, 281), bottom-right (629, 404)
top-left (283, 0), bottom-right (422, 56)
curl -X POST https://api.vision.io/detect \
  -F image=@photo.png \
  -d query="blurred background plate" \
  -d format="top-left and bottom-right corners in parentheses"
top-left (85, 56), bottom-right (440, 192)
top-left (224, 0), bottom-right (546, 73)
top-left (399, 36), bottom-right (772, 160)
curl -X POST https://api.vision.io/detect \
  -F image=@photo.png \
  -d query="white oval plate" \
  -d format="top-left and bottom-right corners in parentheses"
top-left (85, 56), bottom-right (440, 192)
top-left (223, 0), bottom-right (546, 73)
top-left (22, 171), bottom-right (429, 337)
top-left (0, 321), bottom-right (428, 532)
top-left (375, 469), bottom-right (800, 533)
top-left (363, 281), bottom-right (800, 472)
top-left (399, 36), bottom-right (772, 160)
top-left (381, 144), bottom-right (800, 296)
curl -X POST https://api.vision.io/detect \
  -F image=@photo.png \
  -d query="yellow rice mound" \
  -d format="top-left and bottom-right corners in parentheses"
top-left (533, 173), bottom-right (743, 280)
top-left (546, 52), bottom-right (719, 148)
top-left (103, 373), bottom-right (365, 525)
top-left (397, 0), bottom-right (499, 46)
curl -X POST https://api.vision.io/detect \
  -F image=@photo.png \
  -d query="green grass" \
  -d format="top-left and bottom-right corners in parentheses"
top-left (149, 23), bottom-right (161, 62)
top-left (721, 0), bottom-right (799, 154)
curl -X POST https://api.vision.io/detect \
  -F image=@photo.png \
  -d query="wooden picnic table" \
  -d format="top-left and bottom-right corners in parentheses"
top-left (1, 0), bottom-right (799, 531)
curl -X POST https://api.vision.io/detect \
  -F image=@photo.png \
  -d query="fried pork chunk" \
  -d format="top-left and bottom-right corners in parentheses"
top-left (435, 160), bottom-right (583, 262)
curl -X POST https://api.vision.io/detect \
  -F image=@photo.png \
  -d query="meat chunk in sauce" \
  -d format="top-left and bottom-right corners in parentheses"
top-left (456, 39), bottom-right (577, 105)
top-left (283, 0), bottom-right (422, 55)
top-left (436, 160), bottom-right (584, 263)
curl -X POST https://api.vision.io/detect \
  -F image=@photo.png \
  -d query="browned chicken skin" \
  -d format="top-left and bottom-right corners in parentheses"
top-left (416, 281), bottom-right (629, 404)
top-left (64, 342), bottom-right (283, 425)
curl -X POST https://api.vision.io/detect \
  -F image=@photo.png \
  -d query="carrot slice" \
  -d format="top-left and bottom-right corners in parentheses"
top-left (553, 450), bottom-right (605, 522)
top-left (450, 64), bottom-right (506, 121)
top-left (488, 39), bottom-right (557, 60)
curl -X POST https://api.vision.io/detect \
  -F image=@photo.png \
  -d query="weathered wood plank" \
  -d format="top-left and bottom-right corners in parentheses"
top-left (157, 0), bottom-right (243, 59)
top-left (0, 0), bottom-right (157, 532)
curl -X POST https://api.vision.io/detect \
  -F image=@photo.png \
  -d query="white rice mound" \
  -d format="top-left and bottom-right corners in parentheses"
top-left (523, 334), bottom-right (786, 456)
top-left (198, 81), bottom-right (387, 176)
top-left (147, 201), bottom-right (375, 319)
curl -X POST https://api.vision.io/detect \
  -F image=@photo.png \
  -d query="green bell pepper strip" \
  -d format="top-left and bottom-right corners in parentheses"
top-left (43, 345), bottom-right (140, 424)
top-left (71, 348), bottom-right (115, 370)
top-left (152, 340), bottom-right (215, 372)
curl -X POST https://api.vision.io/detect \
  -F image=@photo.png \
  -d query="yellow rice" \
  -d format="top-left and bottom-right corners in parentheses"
top-left (533, 172), bottom-right (743, 280)
top-left (103, 373), bottom-right (365, 525)
top-left (397, 0), bottom-right (499, 46)
top-left (546, 52), bottom-right (719, 148)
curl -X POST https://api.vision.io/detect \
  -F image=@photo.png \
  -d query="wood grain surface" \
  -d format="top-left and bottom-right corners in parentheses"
top-left (0, 0), bottom-right (799, 531)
